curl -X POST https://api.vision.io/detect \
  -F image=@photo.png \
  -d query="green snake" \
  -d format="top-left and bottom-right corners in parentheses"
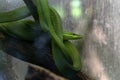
top-left (0, 0), bottom-right (82, 79)
top-left (35, 0), bottom-right (81, 76)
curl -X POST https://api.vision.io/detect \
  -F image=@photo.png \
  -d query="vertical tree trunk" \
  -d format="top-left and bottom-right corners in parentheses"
top-left (81, 0), bottom-right (120, 80)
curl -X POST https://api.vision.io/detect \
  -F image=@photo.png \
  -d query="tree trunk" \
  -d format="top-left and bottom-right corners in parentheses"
top-left (81, 0), bottom-right (120, 80)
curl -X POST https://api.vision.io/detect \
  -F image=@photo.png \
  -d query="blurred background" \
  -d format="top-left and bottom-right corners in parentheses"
top-left (0, 0), bottom-right (120, 80)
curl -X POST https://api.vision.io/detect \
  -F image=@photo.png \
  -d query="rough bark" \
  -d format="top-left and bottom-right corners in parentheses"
top-left (81, 0), bottom-right (120, 80)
